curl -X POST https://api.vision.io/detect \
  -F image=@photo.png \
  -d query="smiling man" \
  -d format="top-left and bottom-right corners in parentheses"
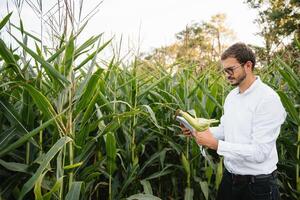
top-left (181, 43), bottom-right (287, 200)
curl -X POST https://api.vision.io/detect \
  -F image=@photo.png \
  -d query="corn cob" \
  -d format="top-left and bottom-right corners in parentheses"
top-left (175, 109), bottom-right (218, 131)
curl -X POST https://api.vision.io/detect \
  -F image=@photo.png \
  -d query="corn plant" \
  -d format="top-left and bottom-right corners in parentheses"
top-left (274, 46), bottom-right (300, 200)
top-left (0, 16), bottom-right (225, 198)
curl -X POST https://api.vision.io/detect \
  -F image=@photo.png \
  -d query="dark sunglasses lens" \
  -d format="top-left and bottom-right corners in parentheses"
top-left (224, 68), bottom-right (233, 74)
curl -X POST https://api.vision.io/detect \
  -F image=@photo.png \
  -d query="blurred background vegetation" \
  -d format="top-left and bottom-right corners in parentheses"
top-left (0, 0), bottom-right (299, 199)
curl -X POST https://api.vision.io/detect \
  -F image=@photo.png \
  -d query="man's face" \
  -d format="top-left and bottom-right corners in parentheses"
top-left (221, 57), bottom-right (247, 86)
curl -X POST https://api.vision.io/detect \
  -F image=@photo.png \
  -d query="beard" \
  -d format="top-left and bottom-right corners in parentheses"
top-left (228, 71), bottom-right (247, 86)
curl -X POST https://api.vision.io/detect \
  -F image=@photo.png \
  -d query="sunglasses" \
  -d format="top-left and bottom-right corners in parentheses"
top-left (223, 63), bottom-right (245, 75)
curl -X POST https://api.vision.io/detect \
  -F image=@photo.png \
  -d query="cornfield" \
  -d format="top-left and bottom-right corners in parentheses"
top-left (0, 1), bottom-right (299, 200)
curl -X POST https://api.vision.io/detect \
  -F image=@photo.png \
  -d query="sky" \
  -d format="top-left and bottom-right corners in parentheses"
top-left (0, 0), bottom-right (264, 57)
top-left (92, 0), bottom-right (264, 50)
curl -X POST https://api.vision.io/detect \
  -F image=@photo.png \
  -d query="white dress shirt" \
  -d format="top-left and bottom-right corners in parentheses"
top-left (210, 76), bottom-right (286, 175)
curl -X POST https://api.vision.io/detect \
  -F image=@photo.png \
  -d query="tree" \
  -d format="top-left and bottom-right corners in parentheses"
top-left (143, 14), bottom-right (235, 71)
top-left (246, 0), bottom-right (300, 64)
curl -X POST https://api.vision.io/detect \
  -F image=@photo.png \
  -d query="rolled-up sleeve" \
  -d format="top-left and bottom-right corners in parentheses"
top-left (217, 95), bottom-right (286, 162)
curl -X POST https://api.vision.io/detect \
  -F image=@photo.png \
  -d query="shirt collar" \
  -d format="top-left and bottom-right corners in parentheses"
top-left (236, 76), bottom-right (261, 95)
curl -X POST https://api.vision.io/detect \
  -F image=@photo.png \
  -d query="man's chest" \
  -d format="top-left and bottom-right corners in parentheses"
top-left (223, 95), bottom-right (259, 142)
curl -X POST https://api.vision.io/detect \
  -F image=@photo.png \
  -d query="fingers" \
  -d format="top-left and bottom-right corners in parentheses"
top-left (180, 125), bottom-right (189, 132)
top-left (183, 131), bottom-right (192, 137)
top-left (180, 124), bottom-right (192, 137)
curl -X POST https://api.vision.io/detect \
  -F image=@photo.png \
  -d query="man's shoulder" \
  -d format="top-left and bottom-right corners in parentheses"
top-left (227, 87), bottom-right (239, 97)
top-left (254, 81), bottom-right (284, 110)
top-left (257, 80), bottom-right (279, 99)
top-left (223, 87), bottom-right (238, 104)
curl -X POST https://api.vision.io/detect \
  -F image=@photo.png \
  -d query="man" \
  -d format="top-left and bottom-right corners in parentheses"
top-left (181, 43), bottom-right (286, 200)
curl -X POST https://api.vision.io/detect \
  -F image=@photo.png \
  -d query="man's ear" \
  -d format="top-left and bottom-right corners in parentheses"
top-left (245, 61), bottom-right (253, 72)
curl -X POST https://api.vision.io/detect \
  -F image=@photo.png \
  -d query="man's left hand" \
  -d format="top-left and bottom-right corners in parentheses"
top-left (193, 129), bottom-right (218, 150)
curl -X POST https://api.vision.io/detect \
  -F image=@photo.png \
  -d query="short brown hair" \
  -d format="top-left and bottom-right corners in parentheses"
top-left (221, 43), bottom-right (256, 69)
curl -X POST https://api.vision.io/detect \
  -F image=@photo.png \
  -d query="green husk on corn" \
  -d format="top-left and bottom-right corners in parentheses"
top-left (175, 109), bottom-right (218, 131)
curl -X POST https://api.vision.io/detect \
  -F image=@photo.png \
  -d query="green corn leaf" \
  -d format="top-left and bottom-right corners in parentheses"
top-left (74, 39), bottom-right (112, 71)
top-left (0, 100), bottom-right (27, 133)
top-left (144, 165), bottom-right (173, 180)
top-left (138, 75), bottom-right (170, 101)
top-left (75, 68), bottom-right (104, 116)
top-left (65, 182), bottom-right (82, 200)
top-left (278, 66), bottom-right (300, 94)
top-left (195, 97), bottom-right (209, 119)
top-left (81, 92), bottom-right (98, 126)
top-left (63, 35), bottom-right (75, 76)
top-left (148, 90), bottom-right (169, 104)
top-left (100, 118), bottom-right (124, 137)
top-left (46, 45), bottom-right (66, 63)
top-left (11, 35), bottom-right (69, 86)
top-left (144, 169), bottom-right (173, 181)
top-left (277, 91), bottom-right (300, 125)
top-left (18, 137), bottom-right (72, 200)
top-left (126, 194), bottom-right (162, 200)
top-left (191, 76), bottom-right (222, 110)
top-left (34, 42), bottom-right (42, 56)
top-left (156, 88), bottom-right (179, 103)
top-left (95, 109), bottom-right (141, 140)
top-left (75, 48), bottom-right (108, 99)
top-left (276, 57), bottom-right (300, 94)
top-left (140, 180), bottom-right (153, 194)
top-left (106, 132), bottom-right (117, 175)
top-left (0, 127), bottom-right (18, 151)
top-left (75, 50), bottom-right (98, 70)
top-left (21, 82), bottom-right (35, 129)
top-left (139, 149), bottom-right (168, 175)
top-left (104, 57), bottom-right (117, 81)
top-left (34, 170), bottom-right (48, 200)
top-left (167, 139), bottom-right (183, 155)
top-left (75, 34), bottom-right (101, 56)
top-left (0, 112), bottom-right (64, 157)
top-left (277, 68), bottom-right (300, 95)
top-left (97, 90), bottom-right (114, 113)
top-left (159, 148), bottom-right (167, 167)
top-left (205, 165), bottom-right (213, 184)
top-left (0, 159), bottom-right (30, 174)
top-left (10, 23), bottom-right (41, 43)
top-left (64, 162), bottom-right (83, 170)
top-left (0, 12), bottom-right (12, 31)
top-left (0, 39), bottom-right (17, 66)
top-left (21, 83), bottom-right (57, 120)
top-left (19, 18), bottom-right (24, 35)
top-left (43, 177), bottom-right (64, 200)
top-left (141, 105), bottom-right (163, 129)
top-left (119, 164), bottom-right (139, 198)
top-left (181, 153), bottom-right (190, 175)
top-left (184, 187), bottom-right (194, 200)
top-left (206, 82), bottom-right (219, 116)
top-left (199, 181), bottom-right (209, 200)
top-left (215, 159), bottom-right (223, 189)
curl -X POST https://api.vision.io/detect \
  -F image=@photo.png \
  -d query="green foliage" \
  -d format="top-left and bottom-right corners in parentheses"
top-left (246, 0), bottom-right (300, 65)
top-left (246, 0), bottom-right (300, 41)
top-left (0, 24), bottom-right (225, 198)
top-left (143, 14), bottom-right (235, 70)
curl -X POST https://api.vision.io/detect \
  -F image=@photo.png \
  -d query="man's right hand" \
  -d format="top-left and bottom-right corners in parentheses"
top-left (180, 124), bottom-right (192, 137)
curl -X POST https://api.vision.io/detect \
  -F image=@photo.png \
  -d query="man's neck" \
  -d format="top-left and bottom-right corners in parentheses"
top-left (239, 75), bottom-right (256, 93)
